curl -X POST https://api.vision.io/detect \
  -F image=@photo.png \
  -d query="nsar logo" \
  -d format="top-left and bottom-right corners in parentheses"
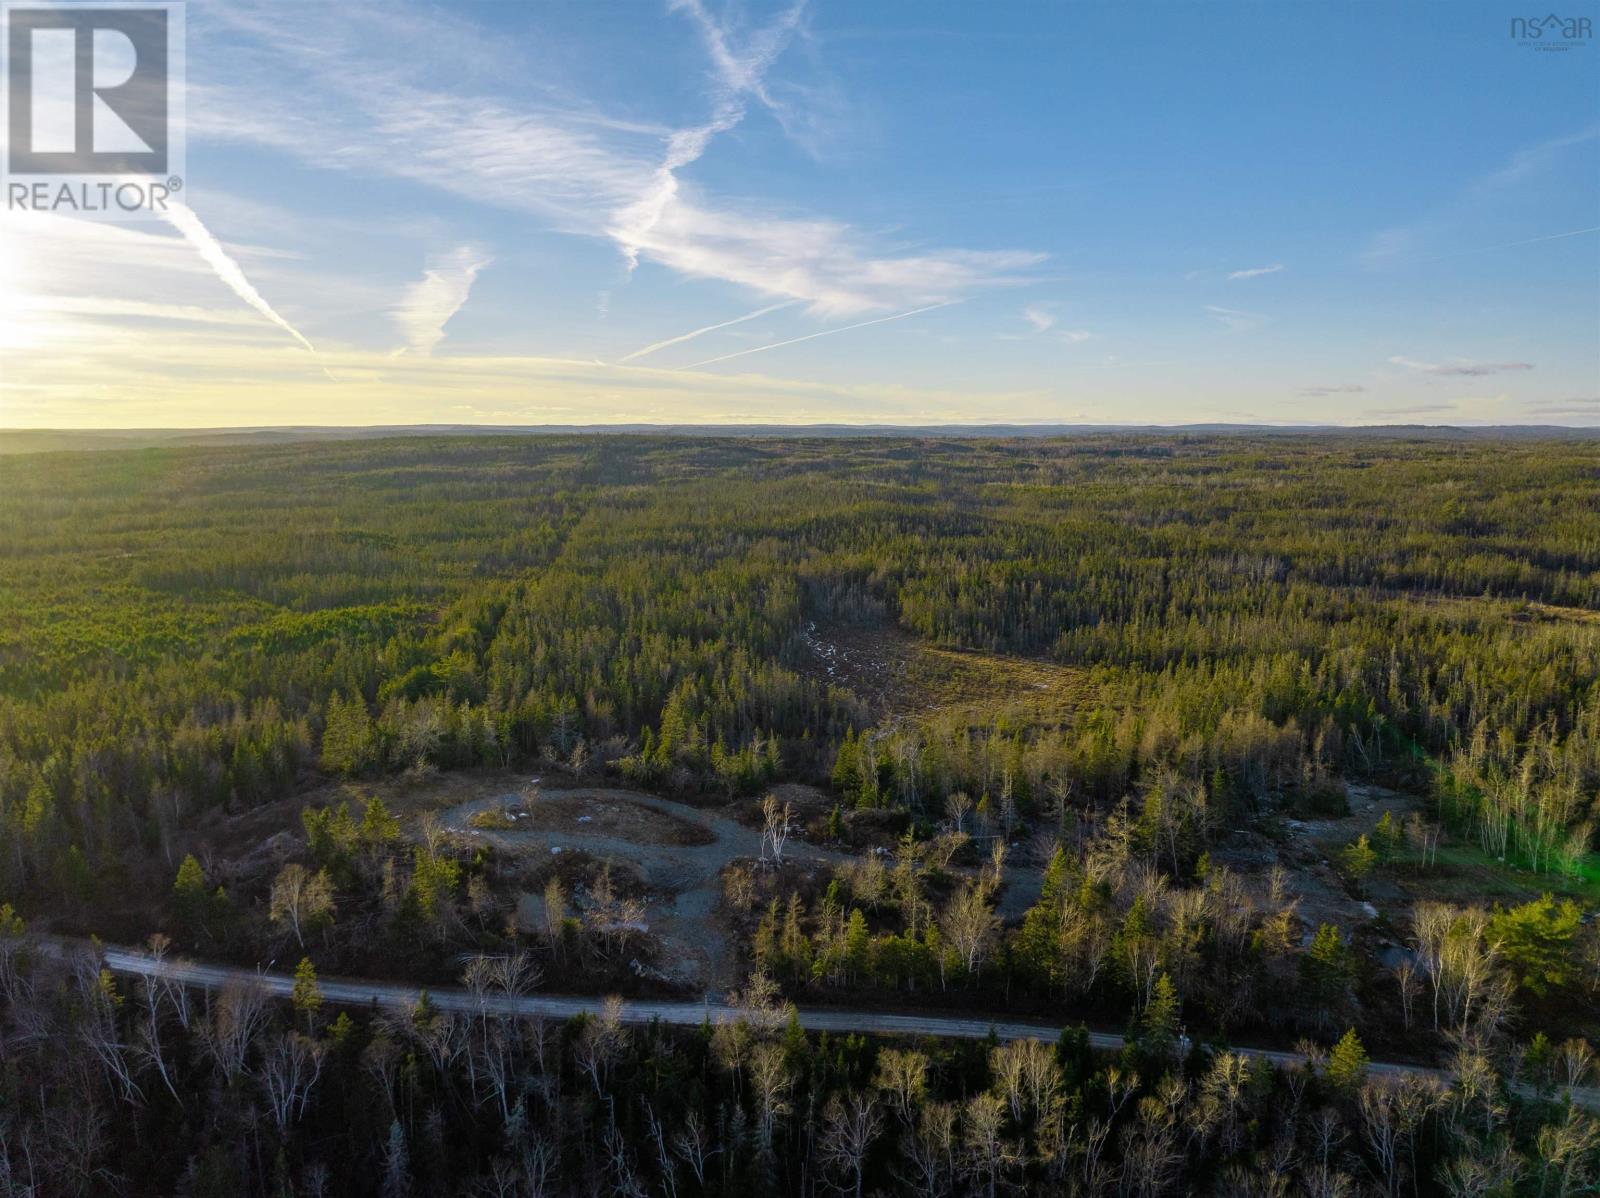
top-left (1509, 12), bottom-right (1593, 49)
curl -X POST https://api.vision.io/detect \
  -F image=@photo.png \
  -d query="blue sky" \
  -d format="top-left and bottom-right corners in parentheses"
top-left (3, 0), bottom-right (1597, 426)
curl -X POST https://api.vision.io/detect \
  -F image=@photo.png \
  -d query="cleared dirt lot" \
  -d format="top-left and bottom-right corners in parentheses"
top-left (439, 783), bottom-right (857, 992)
top-left (471, 792), bottom-right (717, 848)
top-left (441, 785), bottom-right (851, 888)
top-left (426, 776), bottom-right (1050, 991)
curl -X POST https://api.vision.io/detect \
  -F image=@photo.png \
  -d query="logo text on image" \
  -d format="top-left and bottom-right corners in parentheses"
top-left (1509, 13), bottom-right (1593, 49)
top-left (4, 1), bottom-right (185, 217)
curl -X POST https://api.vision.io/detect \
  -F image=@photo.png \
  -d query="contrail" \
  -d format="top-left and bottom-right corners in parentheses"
top-left (620, 300), bottom-right (797, 362)
top-left (613, 0), bottom-right (805, 271)
top-left (162, 202), bottom-right (318, 354)
top-left (1421, 225), bottom-right (1600, 262)
top-left (683, 301), bottom-right (954, 369)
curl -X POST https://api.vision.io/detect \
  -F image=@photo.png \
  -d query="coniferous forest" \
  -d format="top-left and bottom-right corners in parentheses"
top-left (1, 432), bottom-right (1598, 1196)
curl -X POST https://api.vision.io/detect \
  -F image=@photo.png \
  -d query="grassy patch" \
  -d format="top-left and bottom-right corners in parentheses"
top-left (1525, 601), bottom-right (1600, 626)
top-left (900, 644), bottom-right (1095, 720)
top-left (1391, 843), bottom-right (1600, 908)
top-left (800, 620), bottom-right (1098, 722)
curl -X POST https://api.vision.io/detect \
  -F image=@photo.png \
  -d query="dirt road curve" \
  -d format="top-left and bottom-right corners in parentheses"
top-left (436, 784), bottom-right (1046, 989)
top-left (57, 941), bottom-right (1595, 1109)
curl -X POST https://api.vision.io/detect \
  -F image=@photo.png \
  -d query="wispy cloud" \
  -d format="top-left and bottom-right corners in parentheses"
top-left (611, 0), bottom-right (805, 271)
top-left (1363, 125), bottom-right (1600, 267)
top-left (1227, 263), bottom-right (1284, 280)
top-left (1525, 397), bottom-right (1600, 419)
top-left (1476, 124), bottom-right (1600, 190)
top-left (1299, 384), bottom-right (1366, 397)
top-left (1009, 305), bottom-right (1092, 344)
top-left (684, 301), bottom-right (953, 368)
top-left (1361, 403), bottom-right (1458, 418)
top-left (1390, 356), bottom-right (1533, 377)
top-left (620, 300), bottom-right (797, 362)
top-left (195, 1), bottom-right (1041, 317)
top-left (0, 324), bottom-right (1066, 429)
top-left (1204, 305), bottom-right (1264, 332)
top-left (1404, 225), bottom-right (1600, 265)
top-left (393, 246), bottom-right (492, 356)
top-left (1022, 305), bottom-right (1055, 333)
top-left (30, 296), bottom-right (266, 327)
top-left (0, 207), bottom-right (333, 358)
top-left (620, 196), bottom-right (1041, 316)
top-left (161, 202), bottom-right (317, 354)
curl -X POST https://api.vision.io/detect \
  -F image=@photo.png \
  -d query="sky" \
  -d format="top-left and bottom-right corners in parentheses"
top-left (2, 0), bottom-right (1597, 429)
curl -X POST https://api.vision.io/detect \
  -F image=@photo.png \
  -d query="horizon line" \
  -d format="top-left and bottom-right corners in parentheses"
top-left (5, 420), bottom-right (1599, 434)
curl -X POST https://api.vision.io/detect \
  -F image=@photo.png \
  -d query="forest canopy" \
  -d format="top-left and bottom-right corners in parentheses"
top-left (2, 433), bottom-right (1596, 905)
top-left (2, 432), bottom-right (1599, 1196)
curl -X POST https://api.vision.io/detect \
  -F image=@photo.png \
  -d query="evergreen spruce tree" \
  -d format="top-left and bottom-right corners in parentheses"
top-left (292, 956), bottom-right (323, 1029)
top-left (1140, 972), bottom-right (1181, 1060)
top-left (1326, 1027), bottom-right (1369, 1091)
top-left (173, 854), bottom-right (209, 938)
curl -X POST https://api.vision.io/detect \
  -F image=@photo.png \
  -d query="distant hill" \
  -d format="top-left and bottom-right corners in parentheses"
top-left (2, 422), bottom-right (1596, 454)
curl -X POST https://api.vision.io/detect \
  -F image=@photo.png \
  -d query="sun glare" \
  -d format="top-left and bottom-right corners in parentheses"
top-left (0, 219), bottom-right (43, 352)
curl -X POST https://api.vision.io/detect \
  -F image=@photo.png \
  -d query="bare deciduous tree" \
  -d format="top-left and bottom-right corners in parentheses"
top-left (518, 1135), bottom-right (557, 1198)
top-left (748, 1041), bottom-right (793, 1149)
top-left (946, 792), bottom-right (973, 836)
top-left (672, 1110), bottom-right (719, 1190)
top-left (362, 1032), bottom-right (404, 1119)
top-left (819, 1092), bottom-right (882, 1198)
top-left (601, 1120), bottom-right (646, 1198)
top-left (1120, 1092), bottom-right (1184, 1198)
top-left (641, 1098), bottom-right (679, 1198)
top-left (962, 1091), bottom-right (1020, 1198)
top-left (940, 880), bottom-right (999, 984)
top-left (474, 1020), bottom-right (519, 1123)
top-left (926, 829), bottom-right (970, 873)
top-left (1559, 1037), bottom-right (1595, 1093)
top-left (1391, 958), bottom-right (1420, 1031)
top-left (575, 995), bottom-right (626, 1098)
top-left (730, 970), bottom-right (787, 1035)
top-left (760, 796), bottom-right (795, 866)
top-left (873, 1048), bottom-right (928, 1127)
top-left (492, 951), bottom-right (538, 1002)
top-left (75, 964), bottom-right (142, 1106)
top-left (898, 1100), bottom-right (957, 1198)
top-left (409, 1010), bottom-right (467, 1077)
top-left (1304, 1108), bottom-right (1350, 1198)
top-left (1083, 1067), bottom-right (1139, 1191)
top-left (461, 955), bottom-right (497, 1031)
top-left (269, 863), bottom-right (335, 948)
top-left (1437, 1140), bottom-right (1523, 1198)
top-left (1534, 1107), bottom-right (1600, 1198)
top-left (541, 877), bottom-right (566, 955)
top-left (199, 979), bottom-right (269, 1080)
top-left (723, 863), bottom-right (756, 913)
top-left (259, 1031), bottom-right (326, 1133)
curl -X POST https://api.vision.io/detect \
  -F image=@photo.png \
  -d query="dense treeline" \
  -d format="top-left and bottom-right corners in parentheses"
top-left (0, 924), bottom-right (1595, 1197)
top-left (2, 435), bottom-right (1597, 909)
top-left (737, 803), bottom-right (1600, 1046)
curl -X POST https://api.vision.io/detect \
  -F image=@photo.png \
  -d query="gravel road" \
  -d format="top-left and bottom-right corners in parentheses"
top-left (50, 940), bottom-right (1594, 1110)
